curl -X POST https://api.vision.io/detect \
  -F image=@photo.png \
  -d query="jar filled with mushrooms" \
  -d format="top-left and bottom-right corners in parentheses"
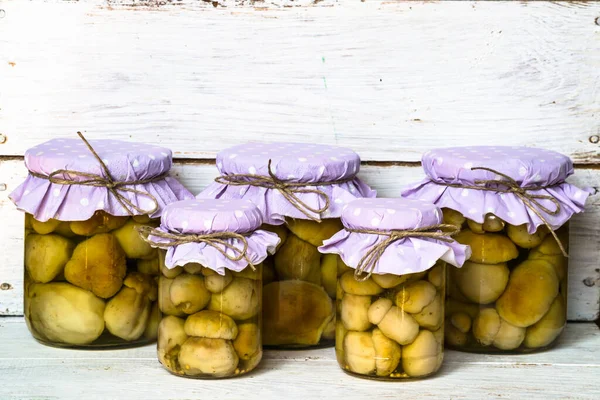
top-left (402, 147), bottom-right (590, 353)
top-left (11, 134), bottom-right (193, 348)
top-left (198, 142), bottom-right (375, 349)
top-left (143, 199), bottom-right (280, 378)
top-left (320, 198), bottom-right (469, 379)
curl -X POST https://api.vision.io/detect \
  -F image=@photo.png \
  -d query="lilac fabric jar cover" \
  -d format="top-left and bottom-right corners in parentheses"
top-left (401, 146), bottom-right (590, 234)
top-left (319, 198), bottom-right (470, 276)
top-left (9, 138), bottom-right (194, 222)
top-left (198, 142), bottom-right (376, 225)
top-left (149, 199), bottom-right (280, 275)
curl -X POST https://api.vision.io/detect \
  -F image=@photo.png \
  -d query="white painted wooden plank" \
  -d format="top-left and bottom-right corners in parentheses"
top-left (0, 1), bottom-right (599, 162)
top-left (1, 160), bottom-right (598, 319)
top-left (0, 319), bottom-right (598, 400)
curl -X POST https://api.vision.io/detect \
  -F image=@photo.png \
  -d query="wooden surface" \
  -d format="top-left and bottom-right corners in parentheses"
top-left (0, 318), bottom-right (598, 400)
top-left (0, 0), bottom-right (598, 320)
top-left (0, 1), bottom-right (600, 162)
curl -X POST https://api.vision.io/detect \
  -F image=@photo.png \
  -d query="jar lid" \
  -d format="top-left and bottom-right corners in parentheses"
top-left (320, 198), bottom-right (470, 276)
top-left (10, 137), bottom-right (193, 221)
top-left (149, 199), bottom-right (280, 274)
top-left (402, 146), bottom-right (590, 233)
top-left (199, 142), bottom-right (376, 224)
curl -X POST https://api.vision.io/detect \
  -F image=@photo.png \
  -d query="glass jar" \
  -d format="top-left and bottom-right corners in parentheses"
top-left (443, 211), bottom-right (570, 353)
top-left (24, 212), bottom-right (161, 348)
top-left (11, 135), bottom-right (193, 348)
top-left (158, 261), bottom-right (263, 379)
top-left (402, 146), bottom-right (590, 353)
top-left (319, 198), bottom-right (469, 380)
top-left (151, 198), bottom-right (277, 378)
top-left (198, 142), bottom-right (376, 348)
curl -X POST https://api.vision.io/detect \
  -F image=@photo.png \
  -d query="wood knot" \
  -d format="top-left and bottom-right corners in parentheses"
top-left (589, 135), bottom-right (600, 144)
top-left (0, 283), bottom-right (13, 291)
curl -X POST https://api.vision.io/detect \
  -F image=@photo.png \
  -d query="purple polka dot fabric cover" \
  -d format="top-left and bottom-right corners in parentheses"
top-left (197, 142), bottom-right (376, 225)
top-left (150, 199), bottom-right (280, 275)
top-left (402, 146), bottom-right (590, 234)
top-left (9, 138), bottom-right (194, 222)
top-left (319, 198), bottom-right (471, 276)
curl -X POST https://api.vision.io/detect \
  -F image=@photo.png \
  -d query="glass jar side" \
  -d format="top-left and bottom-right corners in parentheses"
top-left (336, 262), bottom-right (446, 380)
top-left (443, 208), bottom-right (569, 353)
top-left (23, 212), bottom-right (160, 348)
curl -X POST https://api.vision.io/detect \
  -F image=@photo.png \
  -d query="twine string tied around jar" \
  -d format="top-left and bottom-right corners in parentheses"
top-left (346, 224), bottom-right (460, 282)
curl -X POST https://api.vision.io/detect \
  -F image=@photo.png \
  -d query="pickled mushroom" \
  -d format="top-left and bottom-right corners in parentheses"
top-left (55, 222), bottom-right (77, 238)
top-left (322, 318), bottom-right (336, 340)
top-left (31, 218), bottom-right (61, 235)
top-left (233, 323), bottom-right (261, 360)
top-left (335, 320), bottom-right (347, 356)
top-left (450, 312), bottom-right (472, 334)
top-left (402, 330), bottom-right (441, 377)
top-left (482, 215), bottom-right (505, 232)
top-left (209, 277), bottom-right (260, 320)
top-left (159, 250), bottom-right (183, 279)
top-left (344, 331), bottom-right (376, 375)
top-left (137, 257), bottom-right (159, 276)
top-left (263, 281), bottom-right (333, 346)
top-left (496, 259), bottom-right (559, 328)
top-left (454, 261), bottom-right (509, 304)
top-left (158, 316), bottom-right (188, 371)
top-left (427, 264), bottom-right (444, 289)
top-left (529, 250), bottom-right (567, 281)
top-left (340, 272), bottom-right (383, 296)
top-left (372, 328), bottom-right (401, 377)
top-left (113, 220), bottom-right (155, 259)
top-left (204, 271), bottom-right (233, 294)
top-left (446, 299), bottom-right (480, 319)
top-left (166, 273), bottom-right (211, 315)
top-left (25, 233), bottom-right (75, 283)
top-left (144, 302), bottom-right (160, 340)
top-left (183, 263), bottom-right (204, 275)
top-left (524, 295), bottom-right (566, 348)
top-left (70, 211), bottom-right (128, 236)
top-left (158, 277), bottom-right (186, 317)
top-left (467, 220), bottom-right (485, 234)
top-left (132, 214), bottom-right (152, 224)
top-left (261, 224), bottom-right (288, 251)
top-left (442, 208), bottom-right (466, 229)
top-left (286, 218), bottom-right (343, 247)
top-left (534, 234), bottom-right (567, 256)
top-left (341, 294), bottom-right (372, 331)
top-left (124, 271), bottom-right (158, 301)
top-left (473, 308), bottom-right (501, 346)
top-left (104, 286), bottom-right (152, 341)
top-left (377, 306), bottom-right (419, 345)
top-left (274, 234), bottom-right (321, 281)
top-left (368, 298), bottom-right (393, 325)
top-left (507, 224), bottom-right (548, 249)
top-left (395, 280), bottom-right (437, 314)
top-left (232, 265), bottom-right (262, 280)
top-left (372, 271), bottom-right (427, 289)
top-left (493, 318), bottom-right (526, 350)
top-left (337, 257), bottom-right (353, 277)
top-left (445, 322), bottom-right (468, 347)
top-left (64, 233), bottom-right (127, 299)
top-left (28, 282), bottom-right (105, 345)
top-left (454, 230), bottom-right (518, 264)
top-left (413, 293), bottom-right (443, 331)
top-left (321, 254), bottom-right (338, 298)
top-left (184, 310), bottom-right (238, 340)
top-left (179, 337), bottom-right (239, 377)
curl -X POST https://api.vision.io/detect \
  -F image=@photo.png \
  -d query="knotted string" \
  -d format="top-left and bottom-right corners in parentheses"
top-left (436, 166), bottom-right (568, 257)
top-left (347, 224), bottom-right (460, 281)
top-left (137, 225), bottom-right (256, 271)
top-left (215, 159), bottom-right (353, 221)
top-left (28, 131), bottom-right (167, 216)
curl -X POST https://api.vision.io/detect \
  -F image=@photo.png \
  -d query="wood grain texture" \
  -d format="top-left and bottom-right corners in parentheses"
top-left (0, 1), bottom-right (599, 161)
top-left (1, 160), bottom-right (598, 320)
top-left (0, 318), bottom-right (598, 400)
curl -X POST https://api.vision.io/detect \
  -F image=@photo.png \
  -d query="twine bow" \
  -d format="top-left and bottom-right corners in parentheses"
top-left (439, 166), bottom-right (568, 257)
top-left (347, 224), bottom-right (460, 281)
top-left (137, 225), bottom-right (256, 271)
top-left (29, 131), bottom-right (167, 216)
top-left (215, 159), bottom-right (353, 222)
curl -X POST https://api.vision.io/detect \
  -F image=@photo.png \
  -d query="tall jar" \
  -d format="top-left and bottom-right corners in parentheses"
top-left (198, 142), bottom-right (376, 349)
top-left (10, 135), bottom-right (193, 348)
top-left (144, 199), bottom-right (279, 378)
top-left (319, 198), bottom-right (469, 380)
top-left (402, 146), bottom-right (590, 353)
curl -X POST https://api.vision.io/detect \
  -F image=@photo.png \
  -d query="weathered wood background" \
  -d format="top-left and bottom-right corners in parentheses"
top-left (0, 0), bottom-right (598, 320)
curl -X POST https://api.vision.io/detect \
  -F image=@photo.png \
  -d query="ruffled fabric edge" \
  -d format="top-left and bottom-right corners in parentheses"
top-left (319, 230), bottom-right (471, 276)
top-left (197, 177), bottom-right (376, 225)
top-left (401, 179), bottom-right (591, 234)
top-left (9, 174), bottom-right (194, 222)
top-left (150, 228), bottom-right (281, 275)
